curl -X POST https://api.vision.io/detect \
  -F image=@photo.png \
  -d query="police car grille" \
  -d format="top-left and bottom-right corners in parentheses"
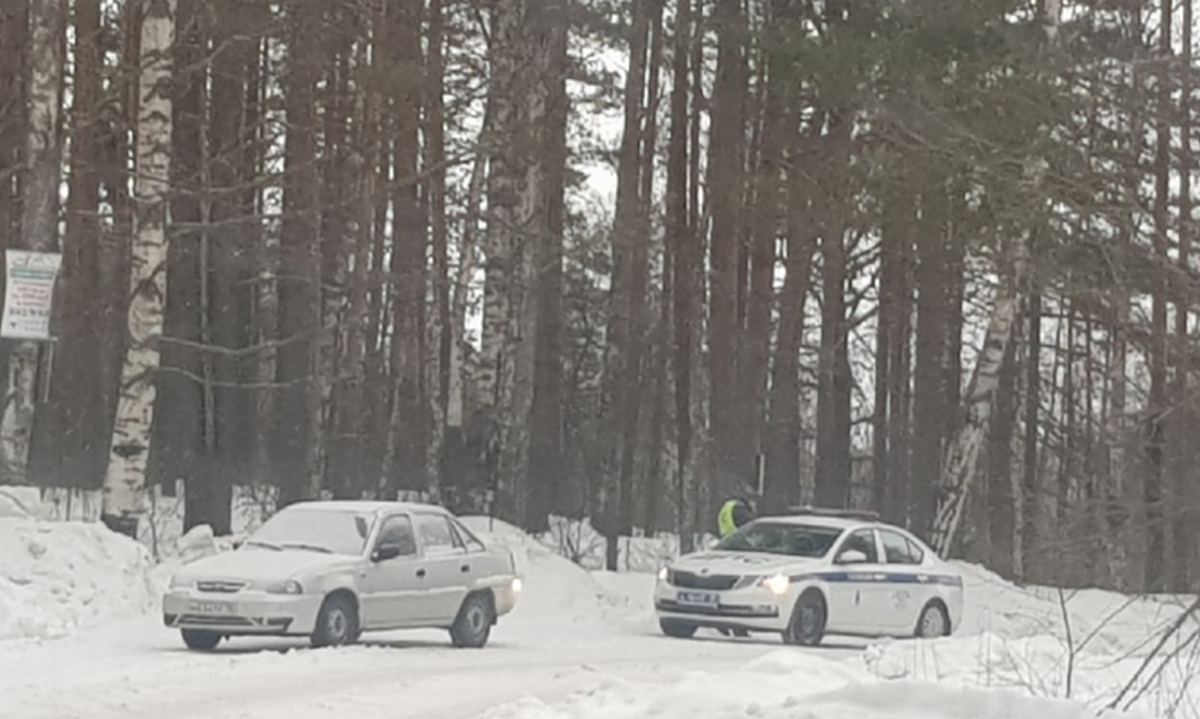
top-left (671, 571), bottom-right (739, 590)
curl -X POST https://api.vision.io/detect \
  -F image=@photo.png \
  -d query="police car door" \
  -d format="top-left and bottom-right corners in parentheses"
top-left (826, 528), bottom-right (884, 634)
top-left (876, 527), bottom-right (930, 632)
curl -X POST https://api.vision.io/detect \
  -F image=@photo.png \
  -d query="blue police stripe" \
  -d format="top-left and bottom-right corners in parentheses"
top-left (788, 571), bottom-right (963, 588)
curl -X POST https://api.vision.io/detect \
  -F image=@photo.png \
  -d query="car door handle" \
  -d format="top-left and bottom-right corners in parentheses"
top-left (416, 568), bottom-right (426, 578)
top-left (461, 564), bottom-right (470, 573)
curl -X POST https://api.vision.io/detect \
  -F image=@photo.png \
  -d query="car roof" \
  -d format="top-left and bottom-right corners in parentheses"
top-left (282, 500), bottom-right (449, 515)
top-left (754, 514), bottom-right (869, 531)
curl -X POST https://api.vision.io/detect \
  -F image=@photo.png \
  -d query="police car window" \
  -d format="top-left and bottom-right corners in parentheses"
top-left (879, 529), bottom-right (922, 565)
top-left (416, 514), bottom-right (461, 553)
top-left (839, 529), bottom-right (879, 563)
top-left (714, 523), bottom-right (843, 558)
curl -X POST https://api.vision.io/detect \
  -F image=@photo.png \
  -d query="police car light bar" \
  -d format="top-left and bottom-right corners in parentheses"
top-left (786, 505), bottom-right (881, 522)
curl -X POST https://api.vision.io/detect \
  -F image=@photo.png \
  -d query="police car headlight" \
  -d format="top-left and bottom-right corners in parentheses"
top-left (761, 574), bottom-right (790, 595)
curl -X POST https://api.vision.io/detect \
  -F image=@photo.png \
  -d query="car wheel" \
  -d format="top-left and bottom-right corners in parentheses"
top-left (450, 592), bottom-right (495, 648)
top-left (915, 601), bottom-right (950, 638)
top-left (783, 590), bottom-right (826, 647)
top-left (659, 619), bottom-right (698, 639)
top-left (311, 593), bottom-right (359, 648)
top-left (181, 629), bottom-right (222, 651)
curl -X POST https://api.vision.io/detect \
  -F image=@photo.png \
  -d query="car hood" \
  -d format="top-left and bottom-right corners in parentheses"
top-left (173, 547), bottom-right (360, 583)
top-left (671, 551), bottom-right (822, 576)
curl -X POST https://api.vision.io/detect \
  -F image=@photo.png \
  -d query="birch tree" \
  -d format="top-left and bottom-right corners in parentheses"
top-left (928, 0), bottom-right (1060, 558)
top-left (101, 0), bottom-right (177, 537)
top-left (1, 0), bottom-right (63, 484)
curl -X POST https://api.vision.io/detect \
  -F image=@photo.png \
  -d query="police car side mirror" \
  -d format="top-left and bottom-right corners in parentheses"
top-left (836, 549), bottom-right (868, 565)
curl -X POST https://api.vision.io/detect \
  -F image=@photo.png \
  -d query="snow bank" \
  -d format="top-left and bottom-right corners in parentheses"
top-left (460, 516), bottom-right (656, 632)
top-left (0, 518), bottom-right (156, 641)
top-left (860, 562), bottom-right (1199, 717)
top-left (480, 647), bottom-right (1108, 719)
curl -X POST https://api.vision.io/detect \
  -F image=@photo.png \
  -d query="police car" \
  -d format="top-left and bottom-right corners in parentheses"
top-left (654, 508), bottom-right (963, 645)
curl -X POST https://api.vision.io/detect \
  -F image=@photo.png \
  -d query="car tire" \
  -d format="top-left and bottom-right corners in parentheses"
top-left (450, 592), bottom-right (494, 648)
top-left (915, 601), bottom-right (950, 639)
top-left (659, 619), bottom-right (698, 639)
top-left (782, 590), bottom-right (826, 647)
top-left (311, 593), bottom-right (359, 648)
top-left (181, 629), bottom-right (222, 651)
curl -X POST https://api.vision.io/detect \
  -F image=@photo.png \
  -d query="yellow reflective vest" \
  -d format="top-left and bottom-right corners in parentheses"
top-left (718, 499), bottom-right (741, 538)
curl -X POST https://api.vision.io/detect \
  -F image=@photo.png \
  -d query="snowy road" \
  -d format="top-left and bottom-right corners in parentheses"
top-left (0, 610), bottom-right (860, 719)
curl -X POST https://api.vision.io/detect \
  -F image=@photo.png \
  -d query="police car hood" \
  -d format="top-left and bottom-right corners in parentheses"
top-left (672, 550), bottom-right (821, 576)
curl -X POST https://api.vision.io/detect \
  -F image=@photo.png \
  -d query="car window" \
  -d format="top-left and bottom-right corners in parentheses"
top-left (416, 514), bottom-right (462, 554)
top-left (713, 522), bottom-right (843, 558)
top-left (836, 529), bottom-right (879, 564)
top-left (449, 518), bottom-right (486, 552)
top-left (248, 508), bottom-right (373, 556)
top-left (879, 529), bottom-right (923, 565)
top-left (374, 515), bottom-right (417, 557)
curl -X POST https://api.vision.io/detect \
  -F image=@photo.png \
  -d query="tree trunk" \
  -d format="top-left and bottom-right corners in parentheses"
top-left (1176, 0), bottom-right (1195, 592)
top-left (1, 0), bottom-right (64, 484)
top-left (481, 0), bottom-right (552, 524)
top-left (928, 229), bottom-right (1030, 558)
top-left (527, 3), bottom-right (569, 533)
top-left (813, 169), bottom-right (852, 507)
top-left (381, 0), bottom-right (427, 499)
top-left (763, 135), bottom-right (815, 514)
top-left (1144, 0), bottom-right (1171, 593)
top-left (668, 0), bottom-right (697, 546)
top-left (101, 0), bottom-right (177, 537)
top-left (428, 0), bottom-right (450, 500)
top-left (910, 177), bottom-right (949, 535)
top-left (707, 0), bottom-right (748, 502)
top-left (274, 0), bottom-right (323, 507)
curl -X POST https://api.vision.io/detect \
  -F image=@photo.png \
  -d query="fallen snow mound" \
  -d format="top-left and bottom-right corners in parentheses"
top-left (0, 518), bottom-right (156, 641)
top-left (459, 515), bottom-right (656, 632)
top-left (481, 647), bottom-right (1108, 719)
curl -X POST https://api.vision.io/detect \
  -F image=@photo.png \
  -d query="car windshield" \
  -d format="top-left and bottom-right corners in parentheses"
top-left (714, 522), bottom-right (843, 558)
top-left (246, 508), bottom-right (373, 556)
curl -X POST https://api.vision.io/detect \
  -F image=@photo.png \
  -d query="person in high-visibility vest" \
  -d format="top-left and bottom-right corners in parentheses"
top-left (717, 498), bottom-right (754, 539)
top-left (716, 497), bottom-right (755, 638)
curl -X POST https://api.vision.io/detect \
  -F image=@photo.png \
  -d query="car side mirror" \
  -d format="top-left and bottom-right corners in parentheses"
top-left (837, 549), bottom-right (868, 565)
top-left (372, 544), bottom-right (403, 562)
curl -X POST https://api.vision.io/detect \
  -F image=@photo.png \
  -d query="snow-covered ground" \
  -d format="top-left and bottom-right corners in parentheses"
top-left (1, 502), bottom-right (1195, 719)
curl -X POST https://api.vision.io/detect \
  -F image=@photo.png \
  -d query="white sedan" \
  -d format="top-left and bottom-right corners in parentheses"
top-left (654, 509), bottom-right (963, 645)
top-left (163, 501), bottom-right (521, 650)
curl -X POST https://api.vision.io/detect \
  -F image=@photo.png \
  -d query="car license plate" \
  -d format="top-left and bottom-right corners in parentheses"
top-left (188, 600), bottom-right (234, 616)
top-left (676, 590), bottom-right (718, 608)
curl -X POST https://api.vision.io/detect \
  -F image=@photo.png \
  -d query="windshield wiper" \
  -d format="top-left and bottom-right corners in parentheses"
top-left (279, 541), bottom-right (334, 554)
top-left (244, 539), bottom-right (283, 551)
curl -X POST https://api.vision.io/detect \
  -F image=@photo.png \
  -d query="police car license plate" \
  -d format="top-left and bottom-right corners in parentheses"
top-left (188, 600), bottom-right (234, 616)
top-left (676, 590), bottom-right (718, 608)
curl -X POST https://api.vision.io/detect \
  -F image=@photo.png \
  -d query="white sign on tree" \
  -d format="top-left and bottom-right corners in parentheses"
top-left (2, 250), bottom-right (62, 340)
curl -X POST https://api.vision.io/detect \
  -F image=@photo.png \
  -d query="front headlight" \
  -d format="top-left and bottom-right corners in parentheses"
top-left (168, 575), bottom-right (191, 589)
top-left (265, 579), bottom-right (304, 595)
top-left (761, 574), bottom-right (790, 595)
top-left (512, 578), bottom-right (523, 593)
top-left (657, 567), bottom-right (670, 583)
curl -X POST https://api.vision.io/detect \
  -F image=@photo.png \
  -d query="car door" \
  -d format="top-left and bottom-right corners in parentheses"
top-left (361, 513), bottom-right (428, 628)
top-left (413, 513), bottom-right (472, 624)
top-left (877, 527), bottom-right (930, 632)
top-left (826, 528), bottom-right (885, 634)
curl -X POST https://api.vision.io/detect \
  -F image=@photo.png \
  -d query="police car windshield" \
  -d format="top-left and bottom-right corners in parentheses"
top-left (714, 522), bottom-right (843, 558)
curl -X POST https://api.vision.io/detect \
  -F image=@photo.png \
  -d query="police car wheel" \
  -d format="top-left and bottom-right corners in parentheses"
top-left (659, 619), bottom-right (698, 639)
top-left (915, 601), bottom-right (949, 638)
top-left (783, 591), bottom-right (825, 646)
